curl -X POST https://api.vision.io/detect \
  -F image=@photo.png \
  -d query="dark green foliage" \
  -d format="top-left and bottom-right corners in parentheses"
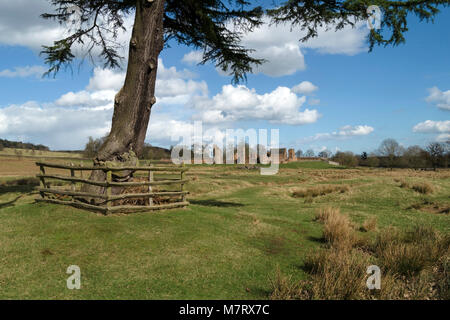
top-left (0, 139), bottom-right (50, 151)
top-left (41, 0), bottom-right (450, 82)
top-left (268, 0), bottom-right (450, 51)
top-left (41, 0), bottom-right (264, 83)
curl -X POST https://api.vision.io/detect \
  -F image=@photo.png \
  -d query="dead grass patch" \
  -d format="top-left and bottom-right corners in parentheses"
top-left (411, 181), bottom-right (435, 194)
top-left (314, 207), bottom-right (356, 250)
top-left (360, 216), bottom-right (377, 232)
top-left (270, 217), bottom-right (449, 299)
top-left (292, 184), bottom-right (350, 198)
top-left (397, 179), bottom-right (435, 194)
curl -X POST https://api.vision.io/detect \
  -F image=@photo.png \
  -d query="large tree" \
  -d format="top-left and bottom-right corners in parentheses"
top-left (42, 0), bottom-right (449, 168)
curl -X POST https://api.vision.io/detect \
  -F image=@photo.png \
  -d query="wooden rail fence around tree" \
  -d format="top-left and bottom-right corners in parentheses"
top-left (35, 161), bottom-right (189, 214)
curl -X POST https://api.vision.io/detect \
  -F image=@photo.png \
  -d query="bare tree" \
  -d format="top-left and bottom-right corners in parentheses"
top-left (377, 138), bottom-right (404, 168)
top-left (426, 142), bottom-right (445, 169)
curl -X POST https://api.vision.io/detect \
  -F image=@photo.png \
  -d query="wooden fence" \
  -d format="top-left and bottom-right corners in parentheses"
top-left (35, 161), bottom-right (189, 214)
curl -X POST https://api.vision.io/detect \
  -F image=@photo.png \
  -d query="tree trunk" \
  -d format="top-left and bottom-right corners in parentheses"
top-left (83, 0), bottom-right (165, 197)
top-left (99, 0), bottom-right (165, 162)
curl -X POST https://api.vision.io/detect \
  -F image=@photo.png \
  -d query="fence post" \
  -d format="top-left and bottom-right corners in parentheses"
top-left (148, 165), bottom-right (154, 206)
top-left (106, 170), bottom-right (112, 209)
top-left (39, 165), bottom-right (46, 199)
top-left (70, 168), bottom-right (75, 201)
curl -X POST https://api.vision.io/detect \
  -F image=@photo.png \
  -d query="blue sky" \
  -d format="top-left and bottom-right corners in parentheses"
top-left (0, 0), bottom-right (449, 154)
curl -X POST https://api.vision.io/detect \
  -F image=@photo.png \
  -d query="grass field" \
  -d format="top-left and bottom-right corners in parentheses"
top-left (0, 156), bottom-right (448, 299)
top-left (0, 148), bottom-right (84, 159)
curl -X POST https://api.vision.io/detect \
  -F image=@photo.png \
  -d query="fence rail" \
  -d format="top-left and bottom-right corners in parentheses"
top-left (35, 161), bottom-right (189, 214)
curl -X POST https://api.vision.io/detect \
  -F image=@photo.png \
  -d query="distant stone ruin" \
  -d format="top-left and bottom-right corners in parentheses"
top-left (213, 145), bottom-right (223, 164)
top-left (288, 148), bottom-right (296, 161)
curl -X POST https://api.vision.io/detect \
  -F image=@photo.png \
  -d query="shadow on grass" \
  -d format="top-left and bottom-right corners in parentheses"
top-left (306, 235), bottom-right (327, 244)
top-left (0, 185), bottom-right (37, 196)
top-left (0, 195), bottom-right (25, 209)
top-left (246, 286), bottom-right (272, 299)
top-left (190, 199), bottom-right (244, 207)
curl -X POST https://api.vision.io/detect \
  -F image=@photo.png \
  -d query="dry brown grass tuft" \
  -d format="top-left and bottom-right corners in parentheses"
top-left (269, 267), bottom-right (304, 300)
top-left (315, 207), bottom-right (356, 250)
top-left (314, 206), bottom-right (339, 223)
top-left (411, 181), bottom-right (434, 194)
top-left (397, 179), bottom-right (435, 194)
top-left (399, 180), bottom-right (410, 189)
top-left (270, 220), bottom-right (450, 300)
top-left (323, 212), bottom-right (356, 250)
top-left (360, 216), bottom-right (377, 232)
top-left (373, 225), bottom-right (449, 277)
top-left (292, 184), bottom-right (350, 198)
top-left (300, 248), bottom-right (371, 299)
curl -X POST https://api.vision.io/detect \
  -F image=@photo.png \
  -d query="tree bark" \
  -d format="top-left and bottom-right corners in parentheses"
top-left (99, 0), bottom-right (165, 162)
top-left (83, 0), bottom-right (165, 197)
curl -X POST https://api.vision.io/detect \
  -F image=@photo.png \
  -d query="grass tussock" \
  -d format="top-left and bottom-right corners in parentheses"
top-left (411, 181), bottom-right (434, 194)
top-left (373, 226), bottom-right (449, 277)
top-left (315, 207), bottom-right (356, 250)
top-left (360, 216), bottom-right (377, 232)
top-left (399, 180), bottom-right (410, 189)
top-left (397, 179), bottom-right (434, 194)
top-left (271, 209), bottom-right (450, 300)
top-left (292, 184), bottom-right (350, 198)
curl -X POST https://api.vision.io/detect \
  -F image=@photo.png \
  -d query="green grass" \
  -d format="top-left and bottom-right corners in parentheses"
top-left (0, 164), bottom-right (448, 299)
top-left (280, 161), bottom-right (345, 169)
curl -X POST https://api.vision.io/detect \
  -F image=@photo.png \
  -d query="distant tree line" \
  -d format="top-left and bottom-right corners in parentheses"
top-left (333, 139), bottom-right (449, 169)
top-left (293, 139), bottom-right (450, 169)
top-left (0, 138), bottom-right (49, 151)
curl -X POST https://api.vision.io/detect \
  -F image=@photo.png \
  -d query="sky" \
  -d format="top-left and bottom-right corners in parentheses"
top-left (0, 0), bottom-right (449, 155)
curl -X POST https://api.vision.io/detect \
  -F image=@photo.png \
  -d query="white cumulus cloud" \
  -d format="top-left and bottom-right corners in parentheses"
top-left (232, 17), bottom-right (368, 77)
top-left (426, 87), bottom-right (450, 111)
top-left (413, 120), bottom-right (450, 133)
top-left (191, 84), bottom-right (320, 125)
top-left (292, 81), bottom-right (318, 95)
top-left (0, 65), bottom-right (47, 78)
top-left (182, 50), bottom-right (203, 65)
top-left (300, 125), bottom-right (374, 142)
